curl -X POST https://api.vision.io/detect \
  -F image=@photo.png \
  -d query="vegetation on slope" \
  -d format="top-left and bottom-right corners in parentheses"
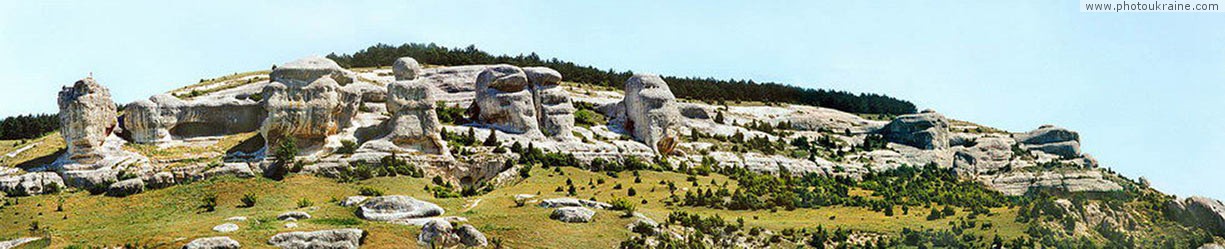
top-left (0, 114), bottom-right (59, 140)
top-left (325, 43), bottom-right (917, 115)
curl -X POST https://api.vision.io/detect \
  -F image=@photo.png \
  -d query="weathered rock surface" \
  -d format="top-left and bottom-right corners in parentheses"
top-left (0, 237), bottom-right (40, 249)
top-left (278, 211), bottom-right (311, 221)
top-left (269, 56), bottom-right (357, 87)
top-left (417, 65), bottom-right (497, 103)
top-left (525, 67), bottom-right (574, 138)
top-left (358, 195), bottom-right (444, 221)
top-left (341, 196), bottom-right (368, 207)
top-left (471, 65), bottom-right (540, 136)
top-left (980, 170), bottom-right (1122, 196)
top-left (621, 74), bottom-right (680, 153)
top-left (879, 110), bottom-right (949, 150)
top-left (550, 206), bottom-right (595, 223)
top-left (261, 76), bottom-right (360, 150)
top-left (58, 78), bottom-right (118, 164)
top-left (1015, 125), bottom-right (1081, 158)
top-left (383, 79), bottom-right (448, 154)
top-left (392, 57), bottom-right (422, 81)
top-left (0, 172), bottom-right (64, 196)
top-left (1167, 196), bottom-right (1225, 236)
top-left (183, 236), bottom-right (241, 249)
top-left (213, 223), bottom-right (239, 233)
top-left (123, 94), bottom-right (265, 143)
top-left (105, 178), bottom-right (144, 197)
top-left (538, 197), bottom-right (611, 209)
top-left (456, 224), bottom-right (488, 247)
top-left (267, 228), bottom-right (365, 249)
top-left (417, 219), bottom-right (457, 246)
top-left (952, 136), bottom-right (1014, 175)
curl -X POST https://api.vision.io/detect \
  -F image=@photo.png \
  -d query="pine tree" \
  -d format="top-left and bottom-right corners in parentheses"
top-left (483, 130), bottom-right (499, 146)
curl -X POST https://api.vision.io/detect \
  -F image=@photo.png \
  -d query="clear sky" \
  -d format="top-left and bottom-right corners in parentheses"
top-left (2, 1), bottom-right (1222, 200)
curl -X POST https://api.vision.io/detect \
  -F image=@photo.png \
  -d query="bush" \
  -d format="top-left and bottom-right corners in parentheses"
top-left (240, 193), bottom-right (257, 208)
top-left (627, 187), bottom-right (637, 196)
top-left (336, 140), bottom-right (358, 154)
top-left (358, 186), bottom-right (384, 196)
top-left (200, 194), bottom-right (218, 212)
top-left (297, 198), bottom-right (313, 208)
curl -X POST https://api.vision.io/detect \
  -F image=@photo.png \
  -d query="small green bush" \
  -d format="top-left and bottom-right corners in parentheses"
top-left (240, 193), bottom-right (257, 208)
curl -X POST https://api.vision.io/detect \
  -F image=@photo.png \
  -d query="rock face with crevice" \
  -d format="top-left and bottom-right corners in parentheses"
top-left (58, 78), bottom-right (118, 164)
top-left (384, 79), bottom-right (448, 155)
top-left (879, 110), bottom-right (950, 150)
top-left (261, 59), bottom-right (361, 150)
top-left (621, 74), bottom-right (680, 154)
top-left (269, 56), bottom-right (358, 87)
top-left (1167, 196), bottom-right (1225, 236)
top-left (123, 94), bottom-right (265, 144)
top-left (526, 67), bottom-right (574, 138)
top-left (470, 65), bottom-right (541, 136)
top-left (1015, 125), bottom-right (1081, 158)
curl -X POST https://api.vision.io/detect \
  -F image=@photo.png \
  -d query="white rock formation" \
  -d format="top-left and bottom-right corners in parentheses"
top-left (392, 57), bottom-right (422, 81)
top-left (621, 74), bottom-right (680, 154)
top-left (358, 195), bottom-right (444, 221)
top-left (267, 228), bottom-right (365, 249)
top-left (269, 56), bottom-right (358, 87)
top-left (878, 110), bottom-right (949, 150)
top-left (550, 206), bottom-right (595, 223)
top-left (383, 79), bottom-right (448, 155)
top-left (0, 172), bottom-right (64, 196)
top-left (1015, 125), bottom-right (1081, 158)
top-left (123, 94), bottom-right (264, 144)
top-left (183, 236), bottom-right (240, 249)
top-left (261, 76), bottom-right (360, 151)
top-left (525, 67), bottom-right (574, 138)
top-left (470, 65), bottom-right (541, 136)
top-left (58, 78), bottom-right (118, 164)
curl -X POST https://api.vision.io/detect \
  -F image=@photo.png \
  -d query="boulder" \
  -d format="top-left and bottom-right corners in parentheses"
top-left (123, 94), bottom-right (265, 144)
top-left (622, 74), bottom-right (681, 154)
top-left (392, 57), bottom-right (423, 81)
top-left (261, 76), bottom-right (360, 150)
top-left (269, 56), bottom-right (357, 87)
top-left (879, 111), bottom-right (950, 150)
top-left (341, 196), bottom-right (369, 207)
top-left (146, 171), bottom-right (176, 189)
top-left (456, 224), bottom-right (488, 247)
top-left (470, 65), bottom-right (541, 136)
top-left (213, 223), bottom-right (239, 233)
top-left (183, 236), bottom-right (240, 249)
top-left (550, 206), bottom-right (595, 223)
top-left (1167, 196), bottom-right (1225, 236)
top-left (0, 238), bottom-right (40, 248)
top-left (278, 211), bottom-right (311, 220)
top-left (0, 172), bottom-right (65, 196)
top-left (342, 82), bottom-right (387, 103)
top-left (57, 78), bottom-right (118, 164)
top-left (417, 219), bottom-right (457, 246)
top-left (384, 80), bottom-right (448, 155)
top-left (358, 195), bottom-right (444, 221)
top-left (952, 136), bottom-right (1014, 175)
top-left (1015, 125), bottom-right (1082, 158)
top-left (417, 65), bottom-right (498, 102)
top-left (267, 228), bottom-right (365, 249)
top-left (105, 178), bottom-right (144, 197)
top-left (525, 67), bottom-right (574, 138)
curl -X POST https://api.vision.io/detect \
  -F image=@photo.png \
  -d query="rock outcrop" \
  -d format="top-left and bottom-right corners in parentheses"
top-left (550, 206), bottom-right (595, 223)
top-left (269, 56), bottom-right (357, 87)
top-left (538, 197), bottom-right (611, 209)
top-left (1167, 196), bottom-right (1225, 236)
top-left (213, 223), bottom-right (239, 233)
top-left (384, 79), bottom-right (448, 154)
top-left (621, 74), bottom-right (680, 154)
top-left (278, 211), bottom-right (311, 220)
top-left (357, 195), bottom-right (444, 221)
top-left (417, 219), bottom-right (457, 246)
top-left (105, 178), bottom-right (144, 197)
top-left (1015, 125), bottom-right (1081, 158)
top-left (456, 224), bottom-right (488, 247)
top-left (58, 78), bottom-right (118, 164)
top-left (879, 110), bottom-right (949, 150)
top-left (261, 68), bottom-right (360, 150)
top-left (470, 65), bottom-right (541, 136)
top-left (981, 170), bottom-right (1122, 196)
top-left (0, 172), bottom-right (65, 196)
top-left (123, 94), bottom-right (265, 143)
top-left (392, 57), bottom-right (422, 81)
top-left (525, 67), bottom-right (574, 138)
top-left (267, 228), bottom-right (365, 249)
top-left (183, 236), bottom-right (240, 249)
top-left (952, 136), bottom-right (1014, 175)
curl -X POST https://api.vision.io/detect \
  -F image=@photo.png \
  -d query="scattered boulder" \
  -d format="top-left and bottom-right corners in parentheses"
top-left (105, 178), bottom-right (145, 197)
top-left (224, 216), bottom-right (247, 222)
top-left (1015, 125), bottom-right (1081, 158)
top-left (538, 197), bottom-right (612, 208)
top-left (278, 211), bottom-right (311, 221)
top-left (358, 195), bottom-right (444, 221)
top-left (285, 222), bottom-right (298, 228)
top-left (146, 171), bottom-right (176, 189)
top-left (1167, 196), bottom-right (1225, 236)
top-left (267, 228), bottom-right (365, 249)
top-left (0, 237), bottom-right (40, 249)
top-left (550, 206), bottom-right (595, 223)
top-left (0, 172), bottom-right (65, 196)
top-left (384, 79), bottom-right (448, 154)
top-left (525, 67), bottom-right (574, 138)
top-left (455, 224), bottom-right (488, 247)
top-left (183, 236), bottom-right (240, 249)
top-left (417, 219), bottom-right (457, 245)
top-left (879, 110), bottom-right (950, 150)
top-left (57, 78), bottom-right (118, 164)
top-left (621, 74), bottom-right (680, 154)
top-left (470, 65), bottom-right (541, 136)
top-left (213, 223), bottom-right (239, 233)
top-left (341, 196), bottom-right (369, 207)
top-left (392, 57), bottom-right (423, 81)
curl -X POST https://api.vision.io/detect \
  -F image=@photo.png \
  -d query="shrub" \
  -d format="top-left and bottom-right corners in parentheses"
top-left (627, 187), bottom-right (637, 196)
top-left (240, 193), bottom-right (257, 208)
top-left (200, 194), bottom-right (218, 212)
top-left (297, 198), bottom-right (313, 208)
top-left (358, 186), bottom-right (384, 196)
top-left (336, 140), bottom-right (358, 154)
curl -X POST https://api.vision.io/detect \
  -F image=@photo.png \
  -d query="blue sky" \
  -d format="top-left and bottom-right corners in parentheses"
top-left (2, 1), bottom-right (1223, 200)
